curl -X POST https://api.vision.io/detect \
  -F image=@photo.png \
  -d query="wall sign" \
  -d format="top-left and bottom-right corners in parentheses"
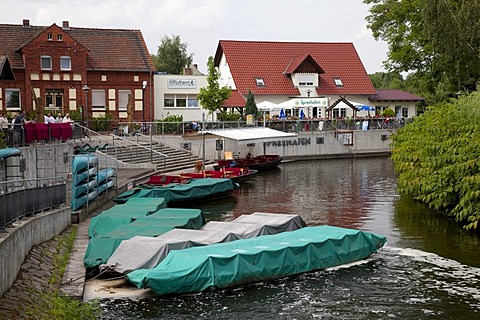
top-left (167, 79), bottom-right (196, 89)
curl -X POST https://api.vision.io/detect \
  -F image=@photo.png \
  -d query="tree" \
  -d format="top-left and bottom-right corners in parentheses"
top-left (197, 56), bottom-right (231, 117)
top-left (152, 35), bottom-right (193, 74)
top-left (390, 91), bottom-right (480, 231)
top-left (244, 90), bottom-right (259, 119)
top-left (364, 0), bottom-right (480, 102)
top-left (369, 72), bottom-right (404, 90)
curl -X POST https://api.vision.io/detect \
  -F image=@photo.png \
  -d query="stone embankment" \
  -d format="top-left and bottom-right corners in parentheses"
top-left (0, 227), bottom-right (76, 319)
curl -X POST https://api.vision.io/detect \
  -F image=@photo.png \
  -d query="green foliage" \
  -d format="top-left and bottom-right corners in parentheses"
top-left (197, 56), bottom-right (231, 116)
top-left (217, 111), bottom-right (242, 121)
top-left (152, 35), bottom-right (193, 74)
top-left (364, 0), bottom-right (480, 103)
top-left (0, 130), bottom-right (6, 148)
top-left (156, 114), bottom-right (184, 134)
top-left (244, 90), bottom-right (259, 118)
top-left (382, 108), bottom-right (395, 117)
top-left (27, 292), bottom-right (101, 320)
top-left (68, 109), bottom-right (82, 122)
top-left (90, 113), bottom-right (114, 131)
top-left (369, 72), bottom-right (405, 90)
top-left (390, 91), bottom-right (480, 231)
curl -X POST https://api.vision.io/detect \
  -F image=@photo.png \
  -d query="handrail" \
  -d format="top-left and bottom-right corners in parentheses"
top-left (110, 134), bottom-right (169, 159)
top-left (131, 131), bottom-right (193, 155)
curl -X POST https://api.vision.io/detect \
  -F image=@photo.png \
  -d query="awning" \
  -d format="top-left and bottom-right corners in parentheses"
top-left (204, 127), bottom-right (297, 141)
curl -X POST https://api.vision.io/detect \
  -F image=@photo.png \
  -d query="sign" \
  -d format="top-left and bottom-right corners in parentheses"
top-left (167, 79), bottom-right (196, 89)
top-left (294, 98), bottom-right (329, 108)
top-left (246, 114), bottom-right (254, 125)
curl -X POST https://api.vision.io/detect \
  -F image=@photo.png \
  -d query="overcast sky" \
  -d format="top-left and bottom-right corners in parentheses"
top-left (1, 0), bottom-right (388, 74)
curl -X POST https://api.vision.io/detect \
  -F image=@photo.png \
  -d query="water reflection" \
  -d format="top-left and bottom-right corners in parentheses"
top-left (99, 158), bottom-right (480, 319)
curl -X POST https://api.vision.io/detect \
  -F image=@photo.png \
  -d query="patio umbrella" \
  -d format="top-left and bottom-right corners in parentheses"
top-left (300, 109), bottom-right (306, 119)
top-left (279, 108), bottom-right (286, 119)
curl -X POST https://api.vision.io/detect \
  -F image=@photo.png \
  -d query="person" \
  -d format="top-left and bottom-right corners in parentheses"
top-left (47, 113), bottom-right (55, 123)
top-left (0, 113), bottom-right (8, 130)
top-left (12, 111), bottom-right (26, 146)
top-left (63, 113), bottom-right (73, 123)
top-left (55, 113), bottom-right (63, 123)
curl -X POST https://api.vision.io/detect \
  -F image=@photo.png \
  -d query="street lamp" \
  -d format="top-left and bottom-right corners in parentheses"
top-left (82, 85), bottom-right (90, 127)
top-left (142, 80), bottom-right (147, 134)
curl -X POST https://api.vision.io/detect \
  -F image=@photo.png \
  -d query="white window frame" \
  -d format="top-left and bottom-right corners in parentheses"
top-left (255, 78), bottom-right (266, 87)
top-left (41, 56), bottom-right (52, 70)
top-left (60, 56), bottom-right (71, 71)
top-left (5, 89), bottom-right (21, 110)
top-left (333, 78), bottom-right (343, 87)
top-left (298, 74), bottom-right (315, 86)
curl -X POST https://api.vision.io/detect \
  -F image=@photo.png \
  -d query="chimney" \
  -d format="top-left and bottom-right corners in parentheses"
top-left (183, 67), bottom-right (192, 75)
top-left (22, 19), bottom-right (30, 27)
top-left (62, 21), bottom-right (70, 30)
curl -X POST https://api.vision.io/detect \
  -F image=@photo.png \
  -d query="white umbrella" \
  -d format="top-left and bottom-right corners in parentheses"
top-left (256, 101), bottom-right (278, 111)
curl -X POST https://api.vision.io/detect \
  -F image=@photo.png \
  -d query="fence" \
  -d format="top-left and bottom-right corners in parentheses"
top-left (0, 178), bottom-right (66, 231)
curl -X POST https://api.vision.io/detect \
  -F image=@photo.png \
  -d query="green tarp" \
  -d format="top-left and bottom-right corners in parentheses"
top-left (84, 206), bottom-right (205, 269)
top-left (127, 225), bottom-right (387, 296)
top-left (113, 178), bottom-right (239, 204)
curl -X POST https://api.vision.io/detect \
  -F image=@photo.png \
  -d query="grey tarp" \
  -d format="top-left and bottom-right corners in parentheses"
top-left (103, 212), bottom-right (306, 274)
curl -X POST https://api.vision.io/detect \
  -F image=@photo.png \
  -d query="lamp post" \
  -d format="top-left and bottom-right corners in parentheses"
top-left (82, 85), bottom-right (90, 127)
top-left (142, 80), bottom-right (147, 134)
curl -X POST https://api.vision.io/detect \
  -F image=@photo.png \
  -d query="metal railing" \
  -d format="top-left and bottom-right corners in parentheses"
top-left (0, 177), bottom-right (66, 231)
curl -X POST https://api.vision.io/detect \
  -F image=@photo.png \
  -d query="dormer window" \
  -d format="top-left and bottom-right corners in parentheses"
top-left (255, 78), bottom-right (266, 87)
top-left (333, 78), bottom-right (344, 87)
top-left (57, 34), bottom-right (63, 41)
top-left (47, 33), bottom-right (53, 40)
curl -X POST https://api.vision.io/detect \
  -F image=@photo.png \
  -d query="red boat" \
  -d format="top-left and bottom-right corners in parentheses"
top-left (181, 167), bottom-right (257, 183)
top-left (216, 154), bottom-right (283, 171)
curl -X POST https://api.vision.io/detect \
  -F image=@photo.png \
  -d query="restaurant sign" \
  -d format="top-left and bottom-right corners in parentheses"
top-left (294, 98), bottom-right (329, 107)
top-left (168, 79), bottom-right (196, 89)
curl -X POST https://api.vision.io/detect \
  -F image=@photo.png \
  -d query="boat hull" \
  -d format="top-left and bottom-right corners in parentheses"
top-left (216, 155), bottom-right (283, 171)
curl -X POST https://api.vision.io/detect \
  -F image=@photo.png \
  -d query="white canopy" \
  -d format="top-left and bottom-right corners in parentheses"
top-left (256, 101), bottom-right (278, 111)
top-left (204, 127), bottom-right (296, 141)
top-left (333, 100), bottom-right (364, 109)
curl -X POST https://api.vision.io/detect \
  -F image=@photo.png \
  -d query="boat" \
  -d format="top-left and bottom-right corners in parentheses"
top-left (179, 167), bottom-right (257, 183)
top-left (0, 147), bottom-right (21, 159)
top-left (71, 154), bottom-right (97, 173)
top-left (113, 177), bottom-right (239, 205)
top-left (215, 154), bottom-right (283, 171)
top-left (102, 212), bottom-right (306, 274)
top-left (84, 198), bottom-right (205, 270)
top-left (126, 225), bottom-right (387, 296)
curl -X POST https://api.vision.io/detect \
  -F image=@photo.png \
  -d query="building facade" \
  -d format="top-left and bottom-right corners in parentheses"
top-left (0, 20), bottom-right (154, 123)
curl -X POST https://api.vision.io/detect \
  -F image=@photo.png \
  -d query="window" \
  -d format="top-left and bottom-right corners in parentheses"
top-left (298, 74), bottom-right (315, 86)
top-left (118, 90), bottom-right (131, 111)
top-left (164, 96), bottom-right (175, 107)
top-left (57, 34), bottom-right (63, 41)
top-left (41, 56), bottom-right (52, 70)
top-left (188, 98), bottom-right (198, 107)
top-left (5, 89), bottom-right (21, 109)
top-left (402, 107), bottom-right (408, 118)
top-left (333, 78), bottom-right (343, 87)
top-left (91, 90), bottom-right (106, 110)
top-left (176, 95), bottom-right (187, 107)
top-left (333, 108), bottom-right (347, 118)
top-left (47, 33), bottom-right (53, 40)
top-left (255, 78), bottom-right (266, 87)
top-left (45, 89), bottom-right (63, 109)
top-left (60, 56), bottom-right (71, 71)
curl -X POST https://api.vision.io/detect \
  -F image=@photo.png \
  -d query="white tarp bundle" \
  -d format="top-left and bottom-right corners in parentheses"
top-left (103, 212), bottom-right (306, 274)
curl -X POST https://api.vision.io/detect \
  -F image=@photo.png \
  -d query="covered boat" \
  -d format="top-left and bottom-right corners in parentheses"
top-left (179, 167), bottom-right (257, 183)
top-left (103, 212), bottom-right (306, 274)
top-left (127, 225), bottom-right (387, 296)
top-left (113, 178), bottom-right (239, 205)
top-left (85, 206), bottom-right (205, 270)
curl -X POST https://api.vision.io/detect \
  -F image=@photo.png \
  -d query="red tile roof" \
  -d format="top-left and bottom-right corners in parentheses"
top-left (222, 90), bottom-right (246, 107)
top-left (370, 89), bottom-right (425, 101)
top-left (214, 40), bottom-right (376, 96)
top-left (0, 22), bottom-right (154, 72)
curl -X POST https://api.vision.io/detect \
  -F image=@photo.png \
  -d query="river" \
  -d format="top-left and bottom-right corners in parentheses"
top-left (99, 158), bottom-right (480, 319)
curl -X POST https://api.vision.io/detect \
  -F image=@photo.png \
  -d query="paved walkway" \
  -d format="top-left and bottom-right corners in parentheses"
top-left (60, 168), bottom-right (153, 300)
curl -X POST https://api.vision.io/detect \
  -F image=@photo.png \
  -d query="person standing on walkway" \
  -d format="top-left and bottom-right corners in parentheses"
top-left (12, 111), bottom-right (26, 147)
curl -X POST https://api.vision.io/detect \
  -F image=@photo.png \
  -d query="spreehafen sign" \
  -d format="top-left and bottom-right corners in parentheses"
top-left (168, 79), bottom-right (196, 89)
top-left (264, 138), bottom-right (312, 147)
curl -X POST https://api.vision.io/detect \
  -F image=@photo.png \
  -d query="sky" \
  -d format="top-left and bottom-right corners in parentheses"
top-left (1, 0), bottom-right (389, 75)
